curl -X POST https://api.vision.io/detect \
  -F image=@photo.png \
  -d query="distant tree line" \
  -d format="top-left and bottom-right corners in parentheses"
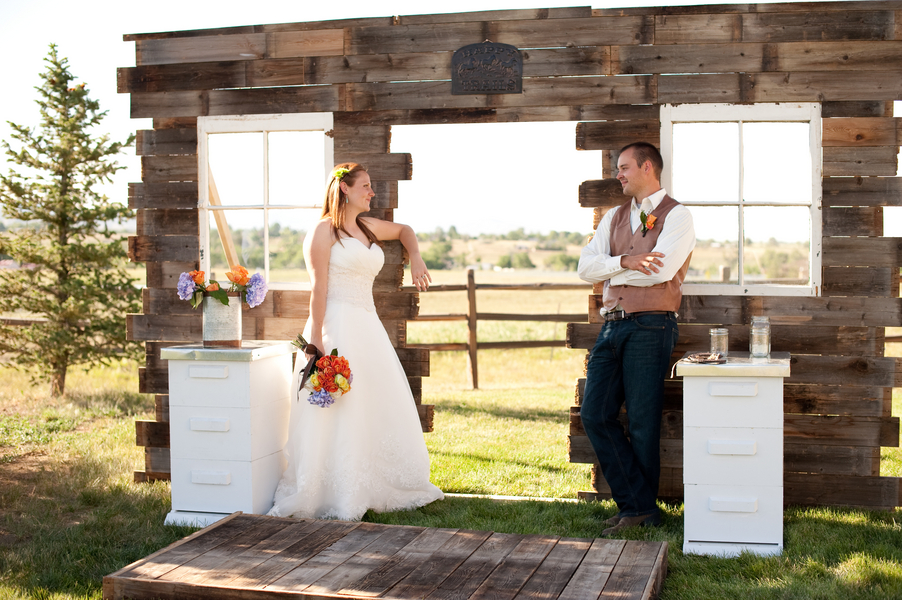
top-left (417, 226), bottom-right (589, 247)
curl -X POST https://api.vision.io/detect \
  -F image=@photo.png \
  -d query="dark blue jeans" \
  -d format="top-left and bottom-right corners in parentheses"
top-left (581, 312), bottom-right (678, 516)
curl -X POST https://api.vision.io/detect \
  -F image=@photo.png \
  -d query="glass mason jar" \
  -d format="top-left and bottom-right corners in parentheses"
top-left (709, 328), bottom-right (729, 356)
top-left (749, 316), bottom-right (770, 358)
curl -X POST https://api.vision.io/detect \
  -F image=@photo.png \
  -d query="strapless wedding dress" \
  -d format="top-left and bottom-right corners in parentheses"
top-left (268, 237), bottom-right (443, 520)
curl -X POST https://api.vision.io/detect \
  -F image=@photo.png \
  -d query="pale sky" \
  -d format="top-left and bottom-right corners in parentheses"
top-left (3, 0), bottom-right (895, 238)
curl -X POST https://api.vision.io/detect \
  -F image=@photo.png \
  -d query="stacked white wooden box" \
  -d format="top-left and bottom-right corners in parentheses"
top-left (162, 342), bottom-right (294, 526)
top-left (677, 352), bottom-right (791, 557)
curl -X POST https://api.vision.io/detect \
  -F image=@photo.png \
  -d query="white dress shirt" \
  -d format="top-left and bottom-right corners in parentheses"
top-left (577, 188), bottom-right (696, 288)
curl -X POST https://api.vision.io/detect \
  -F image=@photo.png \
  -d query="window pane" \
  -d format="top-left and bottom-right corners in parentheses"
top-left (268, 208), bottom-right (320, 286)
top-left (672, 123), bottom-right (739, 203)
top-left (743, 122), bottom-right (811, 204)
top-left (743, 206), bottom-right (810, 285)
top-left (208, 210), bottom-right (265, 277)
top-left (269, 131), bottom-right (324, 207)
top-left (208, 133), bottom-right (263, 207)
top-left (685, 205), bottom-right (739, 283)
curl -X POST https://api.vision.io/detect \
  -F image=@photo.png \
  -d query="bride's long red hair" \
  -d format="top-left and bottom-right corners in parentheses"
top-left (322, 162), bottom-right (381, 247)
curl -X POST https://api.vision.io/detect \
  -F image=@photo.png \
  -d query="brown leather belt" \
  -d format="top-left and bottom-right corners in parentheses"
top-left (603, 310), bottom-right (675, 322)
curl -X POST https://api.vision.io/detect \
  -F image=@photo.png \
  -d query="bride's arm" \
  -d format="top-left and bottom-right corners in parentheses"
top-left (361, 218), bottom-right (430, 291)
top-left (304, 220), bottom-right (333, 356)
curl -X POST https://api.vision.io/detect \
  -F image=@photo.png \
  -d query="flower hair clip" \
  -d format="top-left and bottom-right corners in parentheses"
top-left (333, 167), bottom-right (350, 180)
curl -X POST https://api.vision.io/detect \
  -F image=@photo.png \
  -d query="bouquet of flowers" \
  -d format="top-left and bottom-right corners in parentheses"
top-left (291, 334), bottom-right (352, 408)
top-left (177, 265), bottom-right (268, 309)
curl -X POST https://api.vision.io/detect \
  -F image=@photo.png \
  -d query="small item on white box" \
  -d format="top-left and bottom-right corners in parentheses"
top-left (750, 316), bottom-right (771, 358)
top-left (709, 328), bottom-right (729, 356)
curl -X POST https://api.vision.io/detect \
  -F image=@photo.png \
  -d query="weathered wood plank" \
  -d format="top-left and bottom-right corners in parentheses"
top-left (824, 146), bottom-right (899, 177)
top-left (338, 528), bottom-right (458, 596)
top-left (579, 179), bottom-right (628, 208)
top-left (386, 529), bottom-right (493, 599)
top-left (785, 414), bottom-right (899, 447)
top-left (335, 105), bottom-right (659, 127)
top-left (332, 124), bottom-right (390, 154)
top-left (129, 314), bottom-right (200, 343)
top-left (581, 294), bottom-right (902, 327)
top-left (744, 71), bottom-right (902, 103)
top-left (784, 473), bottom-right (902, 509)
top-left (652, 11), bottom-right (895, 44)
top-left (575, 120), bottom-right (659, 151)
top-left (823, 267), bottom-right (899, 298)
top-left (153, 117), bottom-right (198, 130)
top-left (128, 235), bottom-right (199, 263)
top-left (120, 63), bottom-right (247, 94)
top-left (512, 537), bottom-right (591, 600)
top-left (468, 534), bottom-right (559, 600)
top-left (345, 76), bottom-right (656, 112)
top-left (823, 237), bottom-right (902, 267)
top-left (135, 128), bottom-right (198, 155)
top-left (823, 117), bottom-right (901, 147)
top-left (136, 30), bottom-right (344, 66)
top-left (348, 17), bottom-right (650, 56)
top-left (602, 541), bottom-right (666, 600)
top-left (145, 261), bottom-right (199, 289)
top-left (788, 355), bottom-right (902, 388)
top-left (657, 73), bottom-right (743, 104)
top-left (129, 182), bottom-right (198, 210)
top-left (142, 155), bottom-right (198, 183)
top-left (612, 42), bottom-right (764, 75)
top-left (823, 206), bottom-right (883, 237)
top-left (398, 6), bottom-right (593, 25)
top-left (136, 209), bottom-right (199, 237)
top-left (144, 447), bottom-right (170, 474)
top-left (135, 419), bottom-right (169, 447)
top-left (785, 444), bottom-right (880, 477)
top-left (823, 176), bottom-right (902, 206)
top-left (130, 87), bottom-right (340, 119)
top-left (426, 532), bottom-right (521, 600)
top-left (822, 101), bottom-right (889, 118)
top-left (332, 153), bottom-right (412, 181)
top-left (557, 538), bottom-right (626, 600)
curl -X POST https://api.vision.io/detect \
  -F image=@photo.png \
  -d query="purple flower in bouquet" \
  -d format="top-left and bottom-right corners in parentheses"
top-left (245, 272), bottom-right (268, 308)
top-left (308, 388), bottom-right (335, 408)
top-left (177, 272), bottom-right (197, 301)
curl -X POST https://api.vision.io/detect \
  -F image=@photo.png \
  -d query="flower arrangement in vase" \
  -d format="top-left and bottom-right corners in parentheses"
top-left (177, 265), bottom-right (268, 309)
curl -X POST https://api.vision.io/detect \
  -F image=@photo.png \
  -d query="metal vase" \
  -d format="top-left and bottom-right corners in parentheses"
top-left (202, 292), bottom-right (242, 348)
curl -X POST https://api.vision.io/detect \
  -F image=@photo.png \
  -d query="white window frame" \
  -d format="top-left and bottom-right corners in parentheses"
top-left (197, 113), bottom-right (334, 290)
top-left (660, 102), bottom-right (822, 297)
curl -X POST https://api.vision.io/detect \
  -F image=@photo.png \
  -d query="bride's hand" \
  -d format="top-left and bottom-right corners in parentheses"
top-left (306, 335), bottom-right (324, 359)
top-left (410, 256), bottom-right (431, 291)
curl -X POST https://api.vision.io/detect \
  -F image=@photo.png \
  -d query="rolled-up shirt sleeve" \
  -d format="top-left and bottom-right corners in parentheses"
top-left (609, 205), bottom-right (696, 288)
top-left (577, 206), bottom-right (627, 284)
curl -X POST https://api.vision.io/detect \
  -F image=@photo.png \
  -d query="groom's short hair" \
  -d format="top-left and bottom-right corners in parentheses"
top-left (620, 142), bottom-right (663, 181)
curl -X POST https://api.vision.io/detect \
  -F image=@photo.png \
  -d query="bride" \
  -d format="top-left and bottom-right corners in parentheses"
top-left (268, 162), bottom-right (444, 521)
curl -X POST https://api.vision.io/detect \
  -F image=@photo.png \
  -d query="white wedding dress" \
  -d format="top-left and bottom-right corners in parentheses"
top-left (268, 237), bottom-right (443, 520)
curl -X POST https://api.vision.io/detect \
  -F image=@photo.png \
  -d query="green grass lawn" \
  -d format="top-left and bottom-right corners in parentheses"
top-left (0, 340), bottom-right (900, 599)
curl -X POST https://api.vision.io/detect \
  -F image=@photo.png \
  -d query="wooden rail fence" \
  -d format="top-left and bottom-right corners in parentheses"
top-left (405, 269), bottom-right (591, 389)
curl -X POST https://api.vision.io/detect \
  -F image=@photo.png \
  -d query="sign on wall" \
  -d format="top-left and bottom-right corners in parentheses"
top-left (451, 42), bottom-right (522, 95)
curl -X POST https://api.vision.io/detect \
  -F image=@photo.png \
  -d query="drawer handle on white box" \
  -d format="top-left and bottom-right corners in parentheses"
top-left (709, 497), bottom-right (758, 513)
top-left (190, 470), bottom-right (231, 485)
top-left (189, 418), bottom-right (230, 432)
top-left (188, 366), bottom-right (229, 379)
top-left (708, 440), bottom-right (756, 455)
top-left (708, 382), bottom-right (758, 397)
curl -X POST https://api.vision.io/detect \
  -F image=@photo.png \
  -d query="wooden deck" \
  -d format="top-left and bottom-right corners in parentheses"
top-left (103, 513), bottom-right (668, 600)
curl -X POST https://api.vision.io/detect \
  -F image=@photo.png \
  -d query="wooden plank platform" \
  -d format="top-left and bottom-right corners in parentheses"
top-left (103, 513), bottom-right (668, 600)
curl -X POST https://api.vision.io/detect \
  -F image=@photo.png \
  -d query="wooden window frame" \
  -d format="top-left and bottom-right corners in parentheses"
top-left (197, 113), bottom-right (334, 290)
top-left (660, 103), bottom-right (823, 297)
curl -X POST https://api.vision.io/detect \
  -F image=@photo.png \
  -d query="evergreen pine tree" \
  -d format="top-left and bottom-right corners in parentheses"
top-left (0, 44), bottom-right (140, 396)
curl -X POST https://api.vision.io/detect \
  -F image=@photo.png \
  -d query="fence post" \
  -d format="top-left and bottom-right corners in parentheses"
top-left (466, 268), bottom-right (478, 389)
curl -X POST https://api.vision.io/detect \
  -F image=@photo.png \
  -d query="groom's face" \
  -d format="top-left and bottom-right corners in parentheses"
top-left (617, 149), bottom-right (650, 199)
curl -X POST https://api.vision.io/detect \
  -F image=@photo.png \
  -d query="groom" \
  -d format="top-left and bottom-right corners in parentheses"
top-left (577, 142), bottom-right (696, 536)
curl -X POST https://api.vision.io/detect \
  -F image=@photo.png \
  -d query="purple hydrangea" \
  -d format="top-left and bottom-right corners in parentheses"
top-left (245, 272), bottom-right (268, 308)
top-left (308, 388), bottom-right (334, 408)
top-left (177, 272), bottom-right (197, 301)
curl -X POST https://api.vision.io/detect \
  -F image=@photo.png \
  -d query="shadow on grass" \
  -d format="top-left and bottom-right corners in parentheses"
top-left (0, 441), bottom-right (193, 598)
top-left (429, 448), bottom-right (574, 475)
top-left (435, 402), bottom-right (566, 423)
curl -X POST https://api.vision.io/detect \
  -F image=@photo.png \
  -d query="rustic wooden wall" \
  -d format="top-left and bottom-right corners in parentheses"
top-left (121, 1), bottom-right (902, 508)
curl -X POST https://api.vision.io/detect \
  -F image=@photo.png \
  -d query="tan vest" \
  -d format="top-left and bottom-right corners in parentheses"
top-left (602, 195), bottom-right (691, 314)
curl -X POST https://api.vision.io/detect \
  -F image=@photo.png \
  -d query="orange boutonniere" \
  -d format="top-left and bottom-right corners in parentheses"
top-left (640, 211), bottom-right (657, 237)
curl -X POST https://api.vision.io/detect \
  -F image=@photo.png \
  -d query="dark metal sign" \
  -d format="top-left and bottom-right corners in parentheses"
top-left (451, 42), bottom-right (522, 95)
